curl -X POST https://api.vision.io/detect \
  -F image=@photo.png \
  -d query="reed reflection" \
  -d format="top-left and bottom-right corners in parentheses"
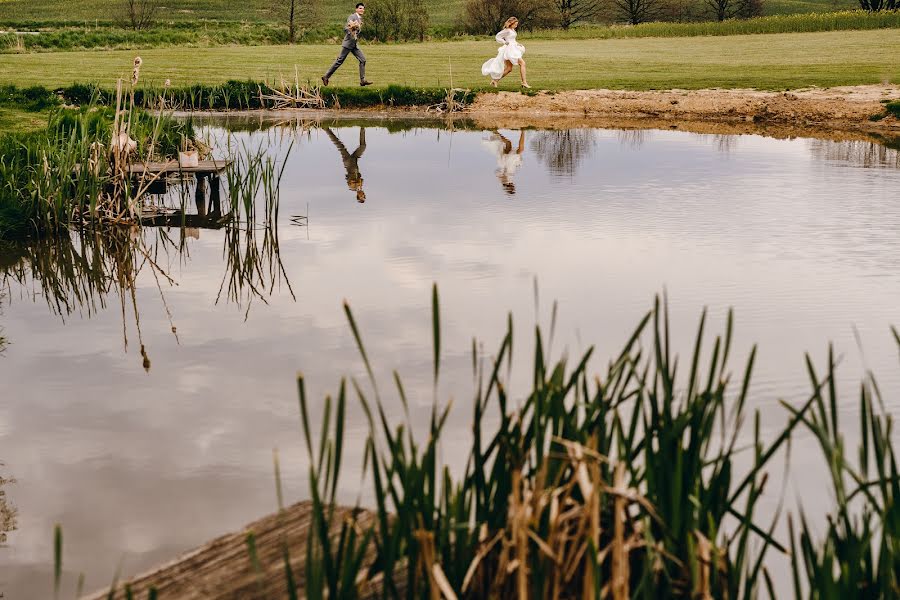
top-left (0, 151), bottom-right (294, 369)
top-left (0, 464), bottom-right (14, 546)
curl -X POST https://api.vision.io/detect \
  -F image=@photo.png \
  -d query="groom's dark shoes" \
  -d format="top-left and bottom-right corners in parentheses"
top-left (321, 76), bottom-right (330, 86)
top-left (360, 80), bottom-right (373, 86)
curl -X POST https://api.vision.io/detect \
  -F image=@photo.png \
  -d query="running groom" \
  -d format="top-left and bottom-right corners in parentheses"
top-left (322, 3), bottom-right (373, 87)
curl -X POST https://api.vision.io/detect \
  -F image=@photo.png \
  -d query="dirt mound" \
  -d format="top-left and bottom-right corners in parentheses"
top-left (469, 85), bottom-right (900, 131)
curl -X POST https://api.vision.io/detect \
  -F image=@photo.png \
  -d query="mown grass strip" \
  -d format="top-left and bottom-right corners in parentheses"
top-left (0, 29), bottom-right (896, 90)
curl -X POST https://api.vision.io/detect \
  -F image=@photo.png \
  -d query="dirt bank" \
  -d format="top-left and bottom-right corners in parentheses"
top-left (468, 85), bottom-right (900, 133)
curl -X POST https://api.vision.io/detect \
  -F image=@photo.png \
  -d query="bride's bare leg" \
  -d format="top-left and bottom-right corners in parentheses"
top-left (518, 59), bottom-right (530, 87)
top-left (501, 60), bottom-right (514, 80)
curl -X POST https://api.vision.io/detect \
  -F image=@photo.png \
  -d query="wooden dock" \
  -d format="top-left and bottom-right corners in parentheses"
top-left (83, 501), bottom-right (383, 600)
top-left (128, 159), bottom-right (232, 177)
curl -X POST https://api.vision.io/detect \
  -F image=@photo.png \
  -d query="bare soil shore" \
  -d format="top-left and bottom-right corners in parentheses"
top-left (181, 85), bottom-right (900, 142)
top-left (468, 85), bottom-right (900, 133)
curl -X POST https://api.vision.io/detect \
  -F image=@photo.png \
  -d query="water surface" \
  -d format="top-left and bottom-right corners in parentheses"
top-left (2, 120), bottom-right (900, 597)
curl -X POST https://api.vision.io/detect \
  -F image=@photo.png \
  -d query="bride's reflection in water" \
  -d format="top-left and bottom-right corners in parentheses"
top-left (323, 126), bottom-right (368, 203)
top-left (483, 130), bottom-right (525, 195)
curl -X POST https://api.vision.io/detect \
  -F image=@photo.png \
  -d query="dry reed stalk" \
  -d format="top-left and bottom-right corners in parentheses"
top-left (426, 88), bottom-right (471, 115)
top-left (415, 529), bottom-right (458, 600)
top-left (610, 463), bottom-right (629, 600)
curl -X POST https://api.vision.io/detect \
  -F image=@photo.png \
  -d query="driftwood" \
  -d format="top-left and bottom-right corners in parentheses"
top-left (83, 501), bottom-right (380, 600)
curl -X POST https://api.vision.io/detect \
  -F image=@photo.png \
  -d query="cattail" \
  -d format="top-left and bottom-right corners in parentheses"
top-left (131, 56), bottom-right (143, 86)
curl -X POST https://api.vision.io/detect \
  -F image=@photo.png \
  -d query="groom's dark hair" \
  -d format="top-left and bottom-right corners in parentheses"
top-left (356, 2), bottom-right (364, 6)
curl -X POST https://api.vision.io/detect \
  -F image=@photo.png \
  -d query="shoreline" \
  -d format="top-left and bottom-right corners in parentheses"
top-left (176, 84), bottom-right (900, 138)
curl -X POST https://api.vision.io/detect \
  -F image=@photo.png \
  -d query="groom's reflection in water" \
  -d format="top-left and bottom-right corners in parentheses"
top-left (483, 130), bottom-right (525, 195)
top-left (323, 127), bottom-right (367, 203)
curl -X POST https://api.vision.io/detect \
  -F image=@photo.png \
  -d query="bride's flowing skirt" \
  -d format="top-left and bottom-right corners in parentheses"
top-left (481, 43), bottom-right (526, 80)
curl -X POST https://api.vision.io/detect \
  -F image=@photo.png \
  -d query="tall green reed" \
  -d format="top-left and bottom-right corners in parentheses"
top-left (785, 339), bottom-right (900, 597)
top-left (297, 288), bottom-right (820, 599)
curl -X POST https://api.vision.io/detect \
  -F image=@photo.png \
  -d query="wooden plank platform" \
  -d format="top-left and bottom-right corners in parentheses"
top-left (83, 501), bottom-right (382, 600)
top-left (128, 159), bottom-right (232, 177)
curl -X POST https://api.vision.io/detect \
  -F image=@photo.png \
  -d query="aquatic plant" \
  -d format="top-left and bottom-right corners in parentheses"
top-left (785, 338), bottom-right (900, 597)
top-left (295, 290), bottom-right (811, 599)
top-left (0, 82), bottom-right (195, 240)
top-left (217, 142), bottom-right (296, 317)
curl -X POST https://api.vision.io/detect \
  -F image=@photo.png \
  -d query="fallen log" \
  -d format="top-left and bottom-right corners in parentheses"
top-left (83, 501), bottom-right (380, 600)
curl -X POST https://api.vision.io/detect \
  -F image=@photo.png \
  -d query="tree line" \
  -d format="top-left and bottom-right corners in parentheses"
top-left (120, 0), bottom-right (894, 41)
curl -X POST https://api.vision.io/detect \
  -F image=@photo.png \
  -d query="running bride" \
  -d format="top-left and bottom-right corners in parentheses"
top-left (481, 17), bottom-right (531, 89)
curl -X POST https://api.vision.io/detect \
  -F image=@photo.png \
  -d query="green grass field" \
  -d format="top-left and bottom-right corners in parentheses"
top-left (0, 29), bottom-right (896, 90)
top-left (0, 106), bottom-right (47, 132)
top-left (0, 0), bottom-right (862, 30)
top-left (0, 0), bottom-right (466, 28)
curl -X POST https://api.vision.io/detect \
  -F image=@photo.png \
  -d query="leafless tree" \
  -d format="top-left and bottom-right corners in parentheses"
top-left (122, 0), bottom-right (159, 30)
top-left (613, 0), bottom-right (660, 24)
top-left (463, 0), bottom-right (554, 35)
top-left (551, 0), bottom-right (604, 28)
top-left (530, 130), bottom-right (597, 177)
top-left (858, 0), bottom-right (896, 10)
top-left (367, 0), bottom-right (430, 41)
top-left (705, 0), bottom-right (736, 20)
top-left (283, 0), bottom-right (322, 43)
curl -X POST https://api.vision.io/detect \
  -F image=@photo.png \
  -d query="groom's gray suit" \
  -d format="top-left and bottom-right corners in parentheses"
top-left (324, 13), bottom-right (366, 83)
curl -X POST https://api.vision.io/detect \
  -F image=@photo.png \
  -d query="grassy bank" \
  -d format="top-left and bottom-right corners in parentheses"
top-left (2, 11), bottom-right (897, 52)
top-left (0, 103), bottom-right (194, 240)
top-left (0, 29), bottom-right (897, 91)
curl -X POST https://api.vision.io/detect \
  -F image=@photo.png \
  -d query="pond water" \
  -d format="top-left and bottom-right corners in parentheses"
top-left (2, 119), bottom-right (900, 597)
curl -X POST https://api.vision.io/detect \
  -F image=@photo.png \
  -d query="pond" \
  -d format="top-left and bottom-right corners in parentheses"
top-left (2, 118), bottom-right (900, 596)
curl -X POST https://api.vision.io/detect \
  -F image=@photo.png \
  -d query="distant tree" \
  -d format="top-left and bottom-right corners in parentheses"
top-left (552, 0), bottom-right (604, 29)
top-left (858, 0), bottom-right (895, 10)
top-left (366, 0), bottom-right (430, 41)
top-left (736, 0), bottom-right (764, 18)
top-left (613, 0), bottom-right (660, 24)
top-left (121, 0), bottom-right (159, 30)
top-left (463, 0), bottom-right (554, 34)
top-left (283, 0), bottom-right (322, 43)
top-left (705, 0), bottom-right (736, 20)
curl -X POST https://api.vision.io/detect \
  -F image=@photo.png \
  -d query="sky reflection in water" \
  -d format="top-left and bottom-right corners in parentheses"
top-left (1, 121), bottom-right (900, 596)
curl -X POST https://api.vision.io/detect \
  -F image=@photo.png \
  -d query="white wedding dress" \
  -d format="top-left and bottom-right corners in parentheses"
top-left (481, 28), bottom-right (525, 81)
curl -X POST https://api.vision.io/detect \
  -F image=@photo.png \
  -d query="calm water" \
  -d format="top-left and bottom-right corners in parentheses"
top-left (2, 120), bottom-right (900, 596)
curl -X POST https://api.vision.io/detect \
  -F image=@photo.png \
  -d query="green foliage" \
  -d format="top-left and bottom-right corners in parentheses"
top-left (296, 291), bottom-right (809, 598)
top-left (886, 100), bottom-right (900, 118)
top-left (291, 288), bottom-right (900, 598)
top-left (0, 84), bottom-right (61, 111)
top-left (0, 22), bottom-right (318, 53)
top-left (0, 82), bottom-right (475, 111)
top-left (365, 0), bottom-right (431, 41)
top-left (785, 344), bottom-right (900, 597)
top-left (526, 8), bottom-right (900, 37)
top-left (0, 105), bottom-right (194, 240)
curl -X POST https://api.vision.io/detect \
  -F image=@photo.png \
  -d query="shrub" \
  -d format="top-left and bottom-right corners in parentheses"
top-left (365, 0), bottom-right (431, 41)
top-left (887, 100), bottom-right (900, 118)
top-left (462, 0), bottom-right (555, 34)
top-left (0, 85), bottom-right (60, 112)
